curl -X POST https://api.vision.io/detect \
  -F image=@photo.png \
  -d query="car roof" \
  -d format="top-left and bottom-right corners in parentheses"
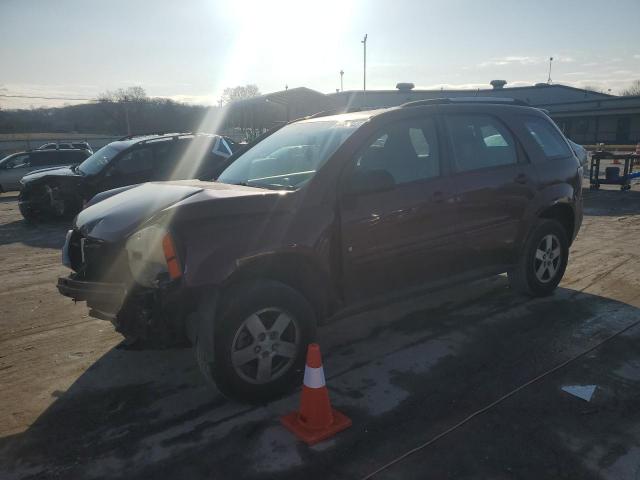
top-left (294, 98), bottom-right (544, 125)
top-left (113, 132), bottom-right (222, 149)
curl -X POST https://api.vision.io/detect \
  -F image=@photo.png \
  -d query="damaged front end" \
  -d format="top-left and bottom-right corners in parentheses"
top-left (57, 226), bottom-right (192, 345)
top-left (19, 180), bottom-right (81, 220)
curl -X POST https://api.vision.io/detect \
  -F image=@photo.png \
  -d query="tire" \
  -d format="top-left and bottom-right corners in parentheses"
top-left (18, 197), bottom-right (37, 222)
top-left (508, 219), bottom-right (569, 297)
top-left (197, 280), bottom-right (317, 403)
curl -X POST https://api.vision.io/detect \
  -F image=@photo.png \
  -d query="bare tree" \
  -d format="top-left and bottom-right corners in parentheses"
top-left (220, 84), bottom-right (261, 105)
top-left (97, 86), bottom-right (149, 134)
top-left (98, 86), bottom-right (148, 103)
top-left (582, 84), bottom-right (602, 93)
top-left (620, 80), bottom-right (640, 96)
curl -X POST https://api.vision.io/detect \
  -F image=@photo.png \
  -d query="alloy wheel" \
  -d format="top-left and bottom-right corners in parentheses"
top-left (231, 307), bottom-right (300, 384)
top-left (534, 233), bottom-right (561, 284)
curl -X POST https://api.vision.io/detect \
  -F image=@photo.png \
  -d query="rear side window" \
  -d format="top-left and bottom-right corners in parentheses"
top-left (354, 117), bottom-right (441, 185)
top-left (523, 117), bottom-right (572, 159)
top-left (60, 150), bottom-right (89, 163)
top-left (446, 115), bottom-right (518, 172)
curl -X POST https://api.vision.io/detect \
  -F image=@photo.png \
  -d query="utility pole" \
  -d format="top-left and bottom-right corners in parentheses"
top-left (547, 56), bottom-right (554, 84)
top-left (340, 70), bottom-right (344, 92)
top-left (361, 34), bottom-right (367, 107)
top-left (124, 101), bottom-right (131, 135)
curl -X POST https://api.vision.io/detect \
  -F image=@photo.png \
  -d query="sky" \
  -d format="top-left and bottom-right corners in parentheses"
top-left (1, 0), bottom-right (640, 109)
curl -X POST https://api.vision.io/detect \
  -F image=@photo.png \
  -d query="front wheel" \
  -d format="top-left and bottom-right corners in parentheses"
top-left (196, 280), bottom-right (317, 403)
top-left (508, 219), bottom-right (569, 297)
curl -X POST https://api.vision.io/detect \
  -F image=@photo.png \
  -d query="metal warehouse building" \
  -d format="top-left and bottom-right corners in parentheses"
top-left (224, 81), bottom-right (640, 145)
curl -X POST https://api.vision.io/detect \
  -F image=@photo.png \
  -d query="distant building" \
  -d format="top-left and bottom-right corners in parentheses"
top-left (224, 81), bottom-right (640, 145)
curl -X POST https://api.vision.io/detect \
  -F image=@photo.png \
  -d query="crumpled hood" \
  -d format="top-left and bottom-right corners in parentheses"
top-left (75, 180), bottom-right (281, 242)
top-left (22, 165), bottom-right (79, 183)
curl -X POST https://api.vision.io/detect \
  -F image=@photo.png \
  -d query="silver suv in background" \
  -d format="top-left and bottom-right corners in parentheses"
top-left (0, 149), bottom-right (90, 192)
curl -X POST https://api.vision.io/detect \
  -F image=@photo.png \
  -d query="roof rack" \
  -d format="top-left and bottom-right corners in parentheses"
top-left (401, 97), bottom-right (530, 108)
top-left (299, 106), bottom-right (376, 121)
top-left (117, 131), bottom-right (188, 141)
top-left (134, 132), bottom-right (220, 146)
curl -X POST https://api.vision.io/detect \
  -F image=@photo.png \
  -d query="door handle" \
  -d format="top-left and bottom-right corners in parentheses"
top-left (514, 173), bottom-right (528, 184)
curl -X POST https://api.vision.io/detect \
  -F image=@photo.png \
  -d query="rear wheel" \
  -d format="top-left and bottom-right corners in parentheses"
top-left (508, 219), bottom-right (569, 296)
top-left (196, 280), bottom-right (316, 403)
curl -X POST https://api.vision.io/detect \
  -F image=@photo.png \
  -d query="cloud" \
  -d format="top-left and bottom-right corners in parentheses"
top-left (415, 80), bottom-right (532, 90)
top-left (479, 56), bottom-right (541, 67)
top-left (164, 94), bottom-right (219, 105)
top-left (478, 55), bottom-right (575, 68)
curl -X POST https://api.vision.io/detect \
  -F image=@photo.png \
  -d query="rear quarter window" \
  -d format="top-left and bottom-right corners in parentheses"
top-left (523, 117), bottom-right (572, 159)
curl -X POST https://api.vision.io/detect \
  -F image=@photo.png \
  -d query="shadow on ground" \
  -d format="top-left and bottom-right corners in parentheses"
top-left (2, 281), bottom-right (640, 479)
top-left (0, 194), bottom-right (19, 204)
top-left (583, 188), bottom-right (640, 217)
top-left (0, 220), bottom-right (69, 249)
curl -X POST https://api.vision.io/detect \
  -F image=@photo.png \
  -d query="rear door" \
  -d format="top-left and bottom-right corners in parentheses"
top-left (444, 112), bottom-right (537, 271)
top-left (29, 151), bottom-right (61, 170)
top-left (339, 115), bottom-right (459, 302)
top-left (58, 149), bottom-right (90, 166)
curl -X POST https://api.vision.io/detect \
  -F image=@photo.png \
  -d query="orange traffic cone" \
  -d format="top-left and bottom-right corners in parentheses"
top-left (281, 344), bottom-right (352, 445)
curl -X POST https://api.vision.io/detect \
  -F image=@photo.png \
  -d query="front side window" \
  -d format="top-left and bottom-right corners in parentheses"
top-left (523, 117), bottom-right (572, 159)
top-left (78, 144), bottom-right (125, 175)
top-left (353, 118), bottom-right (441, 185)
top-left (447, 114), bottom-right (518, 172)
top-left (115, 147), bottom-right (154, 174)
top-left (218, 119), bottom-right (364, 190)
top-left (4, 154), bottom-right (30, 169)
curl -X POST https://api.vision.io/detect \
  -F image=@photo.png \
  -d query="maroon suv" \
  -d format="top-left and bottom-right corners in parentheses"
top-left (57, 99), bottom-right (583, 401)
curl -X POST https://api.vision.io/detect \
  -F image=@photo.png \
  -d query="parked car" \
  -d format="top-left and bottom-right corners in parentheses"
top-left (19, 133), bottom-right (236, 219)
top-left (38, 141), bottom-right (93, 153)
top-left (0, 149), bottom-right (90, 192)
top-left (57, 99), bottom-right (583, 401)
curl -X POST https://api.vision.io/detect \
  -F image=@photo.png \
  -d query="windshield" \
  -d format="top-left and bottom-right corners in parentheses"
top-left (217, 119), bottom-right (363, 190)
top-left (77, 144), bottom-right (123, 175)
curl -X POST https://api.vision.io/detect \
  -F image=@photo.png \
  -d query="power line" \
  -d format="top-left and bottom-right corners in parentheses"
top-left (0, 94), bottom-right (95, 101)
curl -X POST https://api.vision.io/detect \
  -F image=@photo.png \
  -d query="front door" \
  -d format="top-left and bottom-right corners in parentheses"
top-left (99, 145), bottom-right (156, 193)
top-left (339, 116), bottom-right (459, 302)
top-left (444, 113), bottom-right (537, 271)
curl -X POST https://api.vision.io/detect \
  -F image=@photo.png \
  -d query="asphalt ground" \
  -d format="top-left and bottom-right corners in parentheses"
top-left (1, 182), bottom-right (640, 479)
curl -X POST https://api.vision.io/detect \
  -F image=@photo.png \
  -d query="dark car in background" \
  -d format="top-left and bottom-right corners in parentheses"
top-left (0, 149), bottom-right (90, 192)
top-left (19, 132), bottom-right (236, 219)
top-left (57, 99), bottom-right (583, 402)
top-left (38, 141), bottom-right (93, 153)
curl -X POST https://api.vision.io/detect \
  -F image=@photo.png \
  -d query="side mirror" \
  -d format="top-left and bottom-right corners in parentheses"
top-left (345, 169), bottom-right (396, 196)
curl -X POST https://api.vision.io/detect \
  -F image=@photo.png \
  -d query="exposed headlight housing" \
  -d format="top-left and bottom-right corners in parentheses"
top-left (125, 225), bottom-right (182, 287)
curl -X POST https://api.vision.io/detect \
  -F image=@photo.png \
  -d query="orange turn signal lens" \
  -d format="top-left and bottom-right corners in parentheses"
top-left (162, 233), bottom-right (182, 280)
